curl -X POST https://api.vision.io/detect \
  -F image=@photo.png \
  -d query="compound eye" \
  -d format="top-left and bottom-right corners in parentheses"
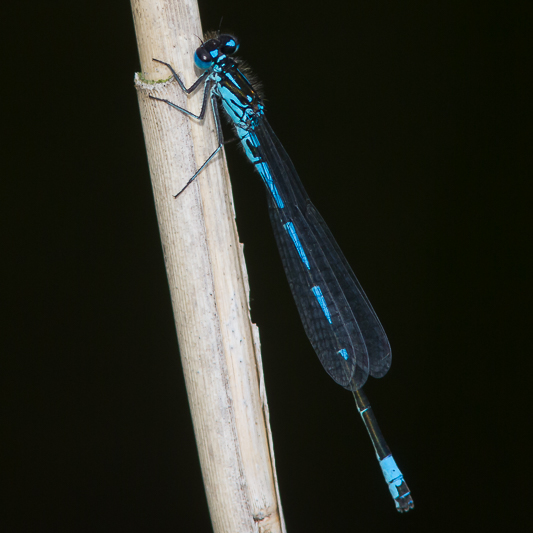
top-left (194, 47), bottom-right (213, 70)
top-left (219, 34), bottom-right (240, 55)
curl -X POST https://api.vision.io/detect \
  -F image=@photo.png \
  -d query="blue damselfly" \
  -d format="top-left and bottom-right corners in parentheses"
top-left (149, 32), bottom-right (414, 513)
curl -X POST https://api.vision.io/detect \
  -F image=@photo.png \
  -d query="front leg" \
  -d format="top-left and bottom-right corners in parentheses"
top-left (152, 58), bottom-right (208, 94)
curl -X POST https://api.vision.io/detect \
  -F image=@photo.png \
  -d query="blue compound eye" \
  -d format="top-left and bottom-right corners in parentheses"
top-left (219, 34), bottom-right (239, 55)
top-left (194, 47), bottom-right (213, 70)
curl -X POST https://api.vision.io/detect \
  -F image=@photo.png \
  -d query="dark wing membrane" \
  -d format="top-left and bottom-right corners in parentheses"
top-left (303, 202), bottom-right (391, 377)
top-left (267, 192), bottom-right (369, 389)
top-left (253, 118), bottom-right (391, 388)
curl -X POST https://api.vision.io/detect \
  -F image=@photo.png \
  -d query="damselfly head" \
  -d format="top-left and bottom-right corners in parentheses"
top-left (194, 34), bottom-right (240, 70)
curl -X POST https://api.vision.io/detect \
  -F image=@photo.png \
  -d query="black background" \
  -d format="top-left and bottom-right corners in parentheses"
top-left (3, 1), bottom-right (531, 531)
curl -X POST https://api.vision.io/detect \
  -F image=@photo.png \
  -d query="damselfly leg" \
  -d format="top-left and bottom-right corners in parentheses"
top-left (149, 60), bottom-right (224, 197)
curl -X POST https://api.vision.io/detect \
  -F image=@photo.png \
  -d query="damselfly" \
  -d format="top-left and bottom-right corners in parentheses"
top-left (149, 32), bottom-right (414, 513)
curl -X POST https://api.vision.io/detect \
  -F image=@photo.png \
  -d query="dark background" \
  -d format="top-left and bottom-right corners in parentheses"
top-left (3, 0), bottom-right (530, 531)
